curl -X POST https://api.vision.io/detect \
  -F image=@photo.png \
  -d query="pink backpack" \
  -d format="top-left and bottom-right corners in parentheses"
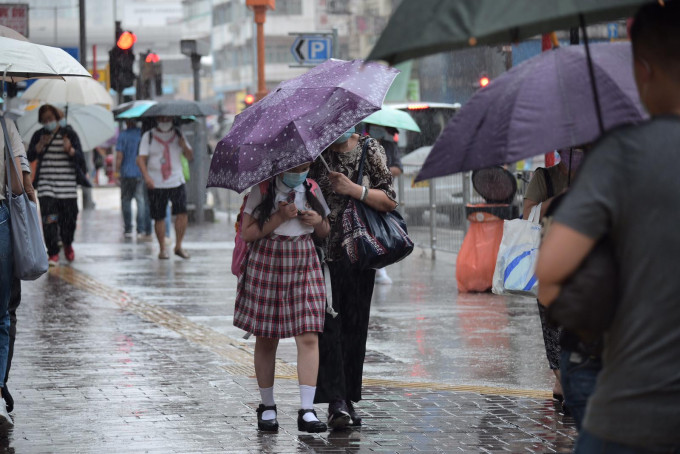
top-left (231, 178), bottom-right (320, 277)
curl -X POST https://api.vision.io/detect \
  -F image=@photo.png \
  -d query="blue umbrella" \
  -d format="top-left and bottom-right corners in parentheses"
top-left (115, 101), bottom-right (156, 119)
top-left (416, 42), bottom-right (647, 181)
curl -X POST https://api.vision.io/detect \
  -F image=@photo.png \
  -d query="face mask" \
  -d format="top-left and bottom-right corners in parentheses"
top-left (44, 120), bottom-right (57, 132)
top-left (157, 121), bottom-right (173, 132)
top-left (282, 170), bottom-right (308, 188)
top-left (58, 118), bottom-right (67, 128)
top-left (559, 149), bottom-right (585, 171)
top-left (333, 126), bottom-right (356, 145)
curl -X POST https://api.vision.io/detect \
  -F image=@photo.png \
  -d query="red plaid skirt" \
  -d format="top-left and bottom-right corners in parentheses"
top-left (234, 234), bottom-right (326, 338)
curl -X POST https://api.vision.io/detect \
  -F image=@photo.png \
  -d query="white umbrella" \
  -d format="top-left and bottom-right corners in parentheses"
top-left (0, 25), bottom-right (28, 41)
top-left (22, 77), bottom-right (113, 107)
top-left (0, 36), bottom-right (91, 82)
top-left (16, 103), bottom-right (115, 151)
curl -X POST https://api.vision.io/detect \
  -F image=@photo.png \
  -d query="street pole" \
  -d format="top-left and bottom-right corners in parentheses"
top-left (246, 0), bottom-right (275, 101)
top-left (79, 0), bottom-right (86, 67)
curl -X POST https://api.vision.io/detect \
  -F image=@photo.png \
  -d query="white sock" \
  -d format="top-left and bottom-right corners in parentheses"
top-left (299, 385), bottom-right (319, 422)
top-left (259, 386), bottom-right (276, 420)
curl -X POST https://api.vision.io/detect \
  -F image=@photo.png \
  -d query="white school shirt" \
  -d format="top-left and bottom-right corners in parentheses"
top-left (138, 129), bottom-right (192, 189)
top-left (243, 176), bottom-right (330, 237)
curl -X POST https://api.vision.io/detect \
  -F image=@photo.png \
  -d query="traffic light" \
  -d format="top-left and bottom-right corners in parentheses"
top-left (243, 94), bottom-right (255, 109)
top-left (139, 51), bottom-right (162, 99)
top-left (479, 74), bottom-right (490, 88)
top-left (109, 29), bottom-right (137, 93)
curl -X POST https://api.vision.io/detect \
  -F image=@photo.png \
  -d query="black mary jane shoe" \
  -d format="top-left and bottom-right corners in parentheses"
top-left (298, 409), bottom-right (327, 433)
top-left (347, 401), bottom-right (362, 427)
top-left (256, 404), bottom-right (279, 432)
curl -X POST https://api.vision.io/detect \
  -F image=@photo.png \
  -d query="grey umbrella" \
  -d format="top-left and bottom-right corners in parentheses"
top-left (140, 100), bottom-right (218, 118)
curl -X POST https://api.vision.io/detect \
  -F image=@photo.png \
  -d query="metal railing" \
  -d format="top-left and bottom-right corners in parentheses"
top-left (395, 166), bottom-right (532, 256)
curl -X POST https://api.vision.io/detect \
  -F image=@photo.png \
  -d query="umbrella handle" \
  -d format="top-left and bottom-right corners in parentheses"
top-left (579, 14), bottom-right (605, 135)
top-left (319, 154), bottom-right (332, 173)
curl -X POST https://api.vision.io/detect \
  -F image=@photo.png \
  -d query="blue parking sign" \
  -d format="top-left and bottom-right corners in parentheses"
top-left (307, 39), bottom-right (330, 62)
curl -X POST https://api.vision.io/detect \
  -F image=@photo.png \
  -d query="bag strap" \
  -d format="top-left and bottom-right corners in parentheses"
top-left (355, 138), bottom-right (372, 184)
top-left (1, 116), bottom-right (26, 208)
top-left (540, 167), bottom-right (554, 199)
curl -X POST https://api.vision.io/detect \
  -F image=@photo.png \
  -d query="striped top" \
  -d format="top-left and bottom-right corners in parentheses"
top-left (37, 136), bottom-right (77, 199)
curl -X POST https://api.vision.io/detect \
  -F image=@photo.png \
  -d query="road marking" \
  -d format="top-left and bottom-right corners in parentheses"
top-left (51, 266), bottom-right (552, 400)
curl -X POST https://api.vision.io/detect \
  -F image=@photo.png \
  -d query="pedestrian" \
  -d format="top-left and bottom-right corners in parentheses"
top-left (523, 147), bottom-right (584, 410)
top-left (116, 119), bottom-right (152, 239)
top-left (1, 113), bottom-right (34, 426)
top-left (136, 116), bottom-right (193, 260)
top-left (235, 162), bottom-right (331, 433)
top-left (27, 104), bottom-right (90, 266)
top-left (308, 127), bottom-right (398, 429)
top-left (365, 124), bottom-right (403, 285)
top-left (537, 1), bottom-right (680, 451)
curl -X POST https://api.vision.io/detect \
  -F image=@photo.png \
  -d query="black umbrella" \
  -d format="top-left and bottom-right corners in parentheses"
top-left (140, 100), bottom-right (218, 118)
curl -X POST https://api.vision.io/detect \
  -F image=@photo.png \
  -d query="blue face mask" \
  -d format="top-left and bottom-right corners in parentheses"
top-left (333, 126), bottom-right (356, 145)
top-left (58, 118), bottom-right (67, 128)
top-left (282, 170), bottom-right (308, 189)
top-left (44, 120), bottom-right (57, 132)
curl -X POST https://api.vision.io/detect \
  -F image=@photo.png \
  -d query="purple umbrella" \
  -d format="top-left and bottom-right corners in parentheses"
top-left (416, 42), bottom-right (647, 182)
top-left (207, 59), bottom-right (399, 193)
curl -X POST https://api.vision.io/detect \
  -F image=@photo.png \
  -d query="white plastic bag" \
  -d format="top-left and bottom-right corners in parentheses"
top-left (492, 204), bottom-right (542, 297)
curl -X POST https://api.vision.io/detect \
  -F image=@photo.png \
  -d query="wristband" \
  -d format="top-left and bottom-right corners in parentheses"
top-left (360, 186), bottom-right (368, 202)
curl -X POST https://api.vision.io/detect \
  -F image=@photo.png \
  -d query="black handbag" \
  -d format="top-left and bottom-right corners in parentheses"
top-left (543, 193), bottom-right (619, 344)
top-left (340, 139), bottom-right (414, 269)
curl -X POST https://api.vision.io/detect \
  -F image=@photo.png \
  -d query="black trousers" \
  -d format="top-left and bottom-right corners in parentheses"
top-left (6, 277), bottom-right (20, 385)
top-left (39, 197), bottom-right (78, 256)
top-left (315, 259), bottom-right (376, 404)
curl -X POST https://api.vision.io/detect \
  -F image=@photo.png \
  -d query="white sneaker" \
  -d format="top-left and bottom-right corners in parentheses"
top-left (375, 268), bottom-right (393, 285)
top-left (0, 398), bottom-right (13, 427)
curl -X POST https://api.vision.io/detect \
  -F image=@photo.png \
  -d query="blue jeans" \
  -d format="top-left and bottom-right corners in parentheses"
top-left (0, 204), bottom-right (13, 389)
top-left (560, 349), bottom-right (601, 430)
top-left (120, 177), bottom-right (151, 234)
top-left (575, 429), bottom-right (680, 453)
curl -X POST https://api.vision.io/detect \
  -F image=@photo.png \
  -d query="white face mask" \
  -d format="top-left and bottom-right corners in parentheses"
top-left (157, 121), bottom-right (173, 132)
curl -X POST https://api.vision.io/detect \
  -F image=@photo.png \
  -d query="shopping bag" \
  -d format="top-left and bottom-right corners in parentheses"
top-left (2, 117), bottom-right (48, 280)
top-left (492, 204), bottom-right (541, 297)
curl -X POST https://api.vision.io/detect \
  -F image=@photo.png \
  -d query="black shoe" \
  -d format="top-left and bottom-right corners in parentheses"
top-left (327, 400), bottom-right (351, 430)
top-left (347, 401), bottom-right (362, 427)
top-left (298, 409), bottom-right (327, 433)
top-left (2, 386), bottom-right (13, 413)
top-left (256, 404), bottom-right (278, 431)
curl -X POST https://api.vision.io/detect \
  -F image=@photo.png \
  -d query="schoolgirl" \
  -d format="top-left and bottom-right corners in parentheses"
top-left (235, 161), bottom-right (331, 433)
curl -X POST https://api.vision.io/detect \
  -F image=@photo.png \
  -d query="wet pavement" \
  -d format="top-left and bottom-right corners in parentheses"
top-left (3, 187), bottom-right (577, 452)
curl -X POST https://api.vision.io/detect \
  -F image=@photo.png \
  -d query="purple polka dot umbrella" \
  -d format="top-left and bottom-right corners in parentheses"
top-left (207, 59), bottom-right (399, 193)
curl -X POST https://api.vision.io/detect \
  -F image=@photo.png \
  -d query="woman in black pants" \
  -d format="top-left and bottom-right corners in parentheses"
top-left (308, 128), bottom-right (397, 429)
top-left (27, 104), bottom-right (90, 266)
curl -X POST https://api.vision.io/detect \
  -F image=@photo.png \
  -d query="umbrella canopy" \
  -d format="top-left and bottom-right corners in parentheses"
top-left (363, 106), bottom-right (421, 132)
top-left (16, 103), bottom-right (116, 151)
top-left (140, 100), bottom-right (218, 118)
top-left (21, 77), bottom-right (113, 106)
top-left (207, 59), bottom-right (399, 193)
top-left (112, 100), bottom-right (156, 116)
top-left (0, 25), bottom-right (27, 41)
top-left (416, 42), bottom-right (647, 181)
top-left (115, 101), bottom-right (157, 119)
top-left (367, 0), bottom-right (647, 65)
top-left (0, 36), bottom-right (91, 82)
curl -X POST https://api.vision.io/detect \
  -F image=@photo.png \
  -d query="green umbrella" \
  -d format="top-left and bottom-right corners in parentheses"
top-left (367, 0), bottom-right (646, 65)
top-left (363, 106), bottom-right (421, 132)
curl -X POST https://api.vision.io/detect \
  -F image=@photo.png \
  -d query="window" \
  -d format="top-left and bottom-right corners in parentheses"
top-left (270, 0), bottom-right (302, 15)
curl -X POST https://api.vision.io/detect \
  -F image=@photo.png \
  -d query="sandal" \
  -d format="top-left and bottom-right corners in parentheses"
top-left (174, 248), bottom-right (190, 259)
top-left (158, 250), bottom-right (169, 260)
